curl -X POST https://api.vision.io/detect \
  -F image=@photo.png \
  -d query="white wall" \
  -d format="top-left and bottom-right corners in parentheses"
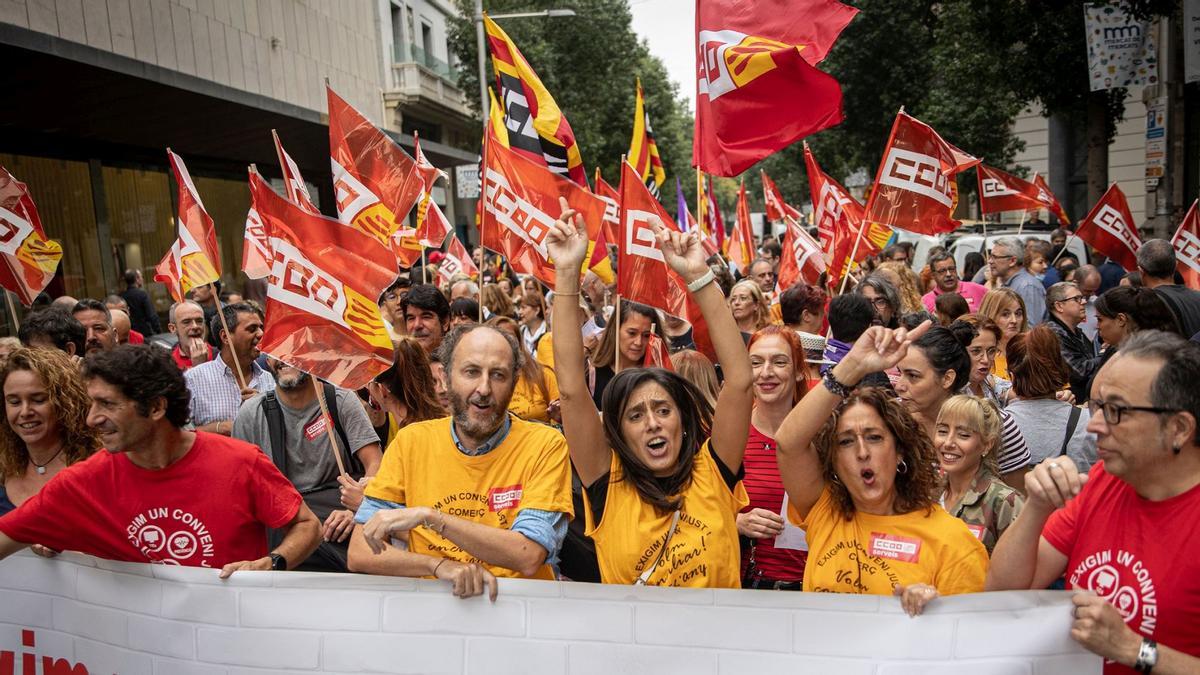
top-left (0, 0), bottom-right (384, 125)
top-left (0, 552), bottom-right (1099, 674)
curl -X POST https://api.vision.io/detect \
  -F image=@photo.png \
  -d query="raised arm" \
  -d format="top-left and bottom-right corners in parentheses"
top-left (776, 323), bottom-right (931, 520)
top-left (547, 198), bottom-right (609, 486)
top-left (650, 221), bottom-right (751, 470)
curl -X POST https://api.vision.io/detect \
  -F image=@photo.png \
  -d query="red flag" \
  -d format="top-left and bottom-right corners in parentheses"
top-left (0, 167), bottom-right (63, 306)
top-left (242, 167), bottom-right (273, 280)
top-left (1033, 174), bottom-right (1071, 226)
top-left (1172, 200), bottom-right (1200, 289)
top-left (761, 171), bottom-right (803, 223)
top-left (1076, 184), bottom-right (1142, 271)
top-left (437, 233), bottom-right (480, 287)
top-left (643, 332), bottom-right (675, 370)
top-left (250, 170), bottom-right (396, 390)
top-left (805, 145), bottom-right (858, 282)
top-left (702, 175), bottom-right (726, 252)
top-left (480, 132), bottom-right (606, 288)
top-left (777, 215), bottom-right (827, 291)
top-left (155, 150), bottom-right (221, 302)
top-left (595, 173), bottom-right (621, 259)
top-left (726, 180), bottom-right (755, 273)
top-left (328, 87), bottom-right (424, 267)
top-left (976, 165), bottom-right (1043, 214)
top-left (413, 133), bottom-right (452, 248)
top-left (694, 0), bottom-right (857, 176)
top-left (272, 130), bottom-right (319, 214)
top-left (864, 111), bottom-right (980, 236)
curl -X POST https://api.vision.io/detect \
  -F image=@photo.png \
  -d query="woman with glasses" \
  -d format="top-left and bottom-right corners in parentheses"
top-left (953, 315), bottom-right (1014, 407)
top-left (1004, 325), bottom-right (1095, 472)
top-left (978, 288), bottom-right (1028, 379)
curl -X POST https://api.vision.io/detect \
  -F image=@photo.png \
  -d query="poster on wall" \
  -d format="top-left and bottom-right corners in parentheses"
top-left (1186, 0), bottom-right (1200, 84)
top-left (1085, 3), bottom-right (1160, 92)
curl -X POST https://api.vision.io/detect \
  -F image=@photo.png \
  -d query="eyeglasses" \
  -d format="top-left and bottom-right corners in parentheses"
top-left (1056, 295), bottom-right (1087, 305)
top-left (933, 266), bottom-right (957, 276)
top-left (990, 253), bottom-right (1015, 260)
top-left (1087, 399), bottom-right (1179, 425)
top-left (967, 347), bottom-right (999, 359)
top-left (869, 297), bottom-right (890, 309)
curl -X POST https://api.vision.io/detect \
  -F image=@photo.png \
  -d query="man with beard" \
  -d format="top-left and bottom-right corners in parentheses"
top-left (167, 300), bottom-right (213, 370)
top-left (184, 303), bottom-right (274, 435)
top-left (401, 284), bottom-right (450, 355)
top-left (348, 324), bottom-right (572, 599)
top-left (234, 359), bottom-right (382, 571)
top-left (71, 299), bottom-right (117, 355)
top-left (0, 345), bottom-right (320, 574)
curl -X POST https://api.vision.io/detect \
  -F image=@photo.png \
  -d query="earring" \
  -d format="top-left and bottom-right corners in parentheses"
top-left (897, 459), bottom-right (908, 474)
top-left (831, 473), bottom-right (841, 484)
top-left (1173, 445), bottom-right (1182, 455)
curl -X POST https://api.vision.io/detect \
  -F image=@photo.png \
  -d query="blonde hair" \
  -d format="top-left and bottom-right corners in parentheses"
top-left (878, 262), bottom-right (925, 314)
top-left (978, 288), bottom-right (1029, 336)
top-left (669, 349), bottom-right (719, 409)
top-left (935, 394), bottom-right (1002, 474)
top-left (729, 279), bottom-right (771, 331)
top-left (481, 283), bottom-right (515, 319)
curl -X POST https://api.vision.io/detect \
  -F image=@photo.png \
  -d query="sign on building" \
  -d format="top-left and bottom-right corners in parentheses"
top-left (455, 164), bottom-right (480, 199)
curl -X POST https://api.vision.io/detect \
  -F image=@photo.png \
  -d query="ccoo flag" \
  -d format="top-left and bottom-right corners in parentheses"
top-left (629, 78), bottom-right (667, 196)
top-left (1033, 174), bottom-right (1071, 226)
top-left (250, 169), bottom-right (397, 391)
top-left (413, 132), bottom-right (452, 248)
top-left (804, 144), bottom-right (869, 287)
top-left (155, 150), bottom-right (221, 303)
top-left (328, 86), bottom-right (425, 268)
top-left (694, 0), bottom-right (857, 177)
top-left (485, 15), bottom-right (586, 185)
top-left (726, 180), bottom-right (755, 274)
top-left (1076, 183), bottom-right (1142, 271)
top-left (976, 165), bottom-right (1044, 215)
top-left (1171, 200), bottom-right (1200, 289)
top-left (0, 166), bottom-right (63, 306)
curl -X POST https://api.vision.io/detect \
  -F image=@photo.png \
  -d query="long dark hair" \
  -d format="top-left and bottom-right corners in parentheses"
top-left (601, 368), bottom-right (712, 512)
top-left (592, 301), bottom-right (664, 369)
top-left (374, 337), bottom-right (446, 424)
top-left (911, 323), bottom-right (975, 392)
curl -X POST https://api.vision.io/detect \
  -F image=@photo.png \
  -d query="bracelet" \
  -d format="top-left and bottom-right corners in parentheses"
top-left (553, 291), bottom-right (580, 299)
top-left (686, 269), bottom-right (716, 293)
top-left (822, 369), bottom-right (853, 399)
top-left (422, 511), bottom-right (446, 535)
top-left (431, 558), bottom-right (448, 577)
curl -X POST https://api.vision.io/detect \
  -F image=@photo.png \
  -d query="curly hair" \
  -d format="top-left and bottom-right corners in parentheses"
top-left (0, 348), bottom-right (99, 479)
top-left (373, 337), bottom-right (446, 424)
top-left (812, 387), bottom-right (940, 521)
top-left (81, 345), bottom-right (191, 427)
top-left (878, 262), bottom-right (925, 314)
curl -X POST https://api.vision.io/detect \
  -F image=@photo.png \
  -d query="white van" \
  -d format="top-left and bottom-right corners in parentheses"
top-left (948, 232), bottom-right (1089, 271)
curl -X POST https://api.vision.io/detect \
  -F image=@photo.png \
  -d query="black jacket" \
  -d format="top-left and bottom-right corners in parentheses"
top-left (120, 286), bottom-right (161, 336)
top-left (1047, 314), bottom-right (1101, 401)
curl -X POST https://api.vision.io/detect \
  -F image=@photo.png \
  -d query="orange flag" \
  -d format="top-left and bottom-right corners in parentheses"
top-left (272, 130), bottom-right (319, 214)
top-left (328, 86), bottom-right (425, 267)
top-left (864, 111), bottom-right (980, 235)
top-left (1172, 200), bottom-right (1200, 289)
top-left (0, 166), bottom-right (63, 306)
top-left (250, 169), bottom-right (397, 390)
top-left (155, 150), bottom-right (221, 302)
top-left (726, 180), bottom-right (755, 273)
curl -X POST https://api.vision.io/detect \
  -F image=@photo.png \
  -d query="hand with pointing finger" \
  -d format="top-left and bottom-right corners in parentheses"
top-left (547, 196), bottom-right (590, 274)
top-left (649, 217), bottom-right (709, 284)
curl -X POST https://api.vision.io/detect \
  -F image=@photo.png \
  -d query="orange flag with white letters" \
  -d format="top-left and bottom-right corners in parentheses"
top-left (0, 166), bottom-right (63, 306)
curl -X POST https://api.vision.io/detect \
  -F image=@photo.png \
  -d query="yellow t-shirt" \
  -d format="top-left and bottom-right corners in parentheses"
top-left (584, 442), bottom-right (748, 587)
top-left (770, 302), bottom-right (784, 325)
top-left (536, 331), bottom-right (555, 372)
top-left (791, 487), bottom-right (988, 595)
top-left (365, 416), bottom-right (573, 580)
top-left (992, 351), bottom-right (1009, 380)
top-left (507, 368), bottom-right (560, 424)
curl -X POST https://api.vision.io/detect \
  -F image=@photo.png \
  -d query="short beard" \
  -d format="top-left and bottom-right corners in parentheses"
top-left (276, 370), bottom-right (311, 392)
top-left (449, 388), bottom-right (506, 445)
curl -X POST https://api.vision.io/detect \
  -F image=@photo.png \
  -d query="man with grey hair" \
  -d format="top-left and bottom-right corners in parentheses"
top-left (449, 278), bottom-right (480, 302)
top-left (1074, 265), bottom-right (1103, 341)
top-left (988, 330), bottom-right (1200, 671)
top-left (747, 257), bottom-right (776, 296)
top-left (167, 300), bottom-right (212, 371)
top-left (989, 237), bottom-right (1047, 325)
top-left (1138, 239), bottom-right (1200, 338)
top-left (347, 324), bottom-right (572, 599)
top-left (1045, 281), bottom-right (1100, 400)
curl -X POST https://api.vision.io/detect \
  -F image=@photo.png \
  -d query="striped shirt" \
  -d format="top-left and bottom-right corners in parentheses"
top-left (740, 425), bottom-right (806, 583)
top-left (996, 409), bottom-right (1032, 474)
top-left (184, 358), bottom-right (275, 427)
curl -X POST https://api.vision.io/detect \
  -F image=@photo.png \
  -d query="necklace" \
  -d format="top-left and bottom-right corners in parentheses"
top-left (30, 443), bottom-right (65, 475)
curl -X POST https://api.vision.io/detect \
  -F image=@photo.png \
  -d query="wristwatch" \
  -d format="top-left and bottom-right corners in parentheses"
top-left (1134, 638), bottom-right (1158, 673)
top-left (269, 552), bottom-right (288, 571)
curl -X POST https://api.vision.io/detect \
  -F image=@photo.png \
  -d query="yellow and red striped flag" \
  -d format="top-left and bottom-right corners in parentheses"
top-left (155, 149), bottom-right (221, 302)
top-left (628, 78), bottom-right (666, 196)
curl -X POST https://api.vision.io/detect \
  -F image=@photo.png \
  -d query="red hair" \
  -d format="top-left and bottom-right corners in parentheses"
top-left (748, 325), bottom-right (810, 405)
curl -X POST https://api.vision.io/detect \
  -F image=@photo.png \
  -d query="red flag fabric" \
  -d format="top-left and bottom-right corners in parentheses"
top-left (328, 87), bottom-right (424, 268)
top-left (616, 160), bottom-right (715, 360)
top-left (272, 130), bottom-right (319, 214)
top-left (1172, 200), bottom-right (1200, 289)
top-left (1076, 184), bottom-right (1142, 272)
top-left (976, 165), bottom-right (1043, 214)
top-left (864, 111), bottom-right (980, 235)
top-left (702, 175), bottom-right (726, 252)
top-left (643, 332), bottom-right (674, 370)
top-left (413, 133), bottom-right (452, 248)
top-left (250, 170), bottom-right (396, 390)
top-left (242, 167), bottom-right (273, 280)
top-left (777, 215), bottom-right (827, 291)
top-left (437, 233), bottom-right (480, 287)
top-left (1033, 174), bottom-right (1072, 226)
top-left (595, 174), bottom-right (621, 259)
top-left (726, 180), bottom-right (755, 273)
top-left (761, 171), bottom-right (803, 223)
top-left (480, 132), bottom-right (606, 288)
top-left (155, 150), bottom-right (221, 302)
top-left (804, 145), bottom-right (858, 282)
top-left (694, 0), bottom-right (857, 176)
top-left (0, 167), bottom-right (63, 306)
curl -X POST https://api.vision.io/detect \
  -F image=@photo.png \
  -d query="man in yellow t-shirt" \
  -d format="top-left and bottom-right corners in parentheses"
top-left (348, 325), bottom-right (573, 599)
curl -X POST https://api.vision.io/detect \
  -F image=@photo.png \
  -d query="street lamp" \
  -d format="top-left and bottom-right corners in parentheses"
top-left (473, 3), bottom-right (578, 119)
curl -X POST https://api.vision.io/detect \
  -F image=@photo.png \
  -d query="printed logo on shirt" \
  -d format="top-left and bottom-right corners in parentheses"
top-left (869, 532), bottom-right (922, 563)
top-left (125, 507), bottom-right (216, 567)
top-left (1069, 549), bottom-right (1159, 636)
top-left (488, 484), bottom-right (524, 511)
top-left (304, 413), bottom-right (329, 441)
top-left (967, 525), bottom-right (985, 541)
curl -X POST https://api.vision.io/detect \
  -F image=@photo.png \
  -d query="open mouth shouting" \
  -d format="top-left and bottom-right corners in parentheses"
top-left (859, 467), bottom-right (877, 487)
top-left (645, 436), bottom-right (670, 459)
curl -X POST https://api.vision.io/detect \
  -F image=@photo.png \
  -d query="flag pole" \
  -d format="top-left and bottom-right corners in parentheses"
top-left (614, 295), bottom-right (622, 374)
top-left (836, 223), bottom-right (867, 296)
top-left (214, 294), bottom-right (248, 390)
top-left (1051, 232), bottom-right (1078, 266)
top-left (312, 376), bottom-right (349, 478)
top-left (1016, 172), bottom-right (1038, 236)
top-left (4, 291), bottom-right (19, 333)
top-left (478, 98), bottom-right (491, 326)
top-left (616, 154), bottom-right (626, 374)
top-left (422, 248), bottom-right (428, 285)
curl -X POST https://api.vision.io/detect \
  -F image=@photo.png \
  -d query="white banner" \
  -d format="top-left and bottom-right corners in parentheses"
top-left (1085, 5), bottom-right (1159, 92)
top-left (0, 552), bottom-right (1101, 674)
top-left (1186, 0), bottom-right (1200, 84)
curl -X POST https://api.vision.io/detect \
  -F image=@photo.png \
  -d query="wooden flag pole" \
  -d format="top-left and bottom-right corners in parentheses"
top-left (312, 376), bottom-right (349, 478)
top-left (1016, 172), bottom-right (1038, 236)
top-left (614, 295), bottom-right (623, 374)
top-left (4, 291), bottom-right (19, 334)
top-left (422, 248), bottom-right (428, 285)
top-left (1051, 232), bottom-right (1079, 266)
top-left (478, 110), bottom-right (490, 325)
top-left (214, 293), bottom-right (248, 390)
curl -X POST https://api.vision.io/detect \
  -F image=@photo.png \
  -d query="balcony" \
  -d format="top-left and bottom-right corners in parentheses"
top-left (387, 43), bottom-right (471, 122)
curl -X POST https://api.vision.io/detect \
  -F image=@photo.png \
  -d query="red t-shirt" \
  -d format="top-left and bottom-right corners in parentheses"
top-left (740, 425), bottom-right (807, 582)
top-left (172, 343), bottom-right (214, 371)
top-left (0, 432), bottom-right (301, 569)
top-left (1043, 462), bottom-right (1200, 673)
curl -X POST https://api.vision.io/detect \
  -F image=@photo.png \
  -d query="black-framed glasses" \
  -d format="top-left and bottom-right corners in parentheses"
top-left (1056, 294), bottom-right (1087, 305)
top-left (1087, 399), bottom-right (1179, 425)
top-left (990, 253), bottom-right (1015, 260)
top-left (869, 297), bottom-right (891, 309)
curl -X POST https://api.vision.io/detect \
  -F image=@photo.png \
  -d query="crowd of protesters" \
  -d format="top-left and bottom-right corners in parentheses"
top-left (0, 211), bottom-right (1197, 672)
